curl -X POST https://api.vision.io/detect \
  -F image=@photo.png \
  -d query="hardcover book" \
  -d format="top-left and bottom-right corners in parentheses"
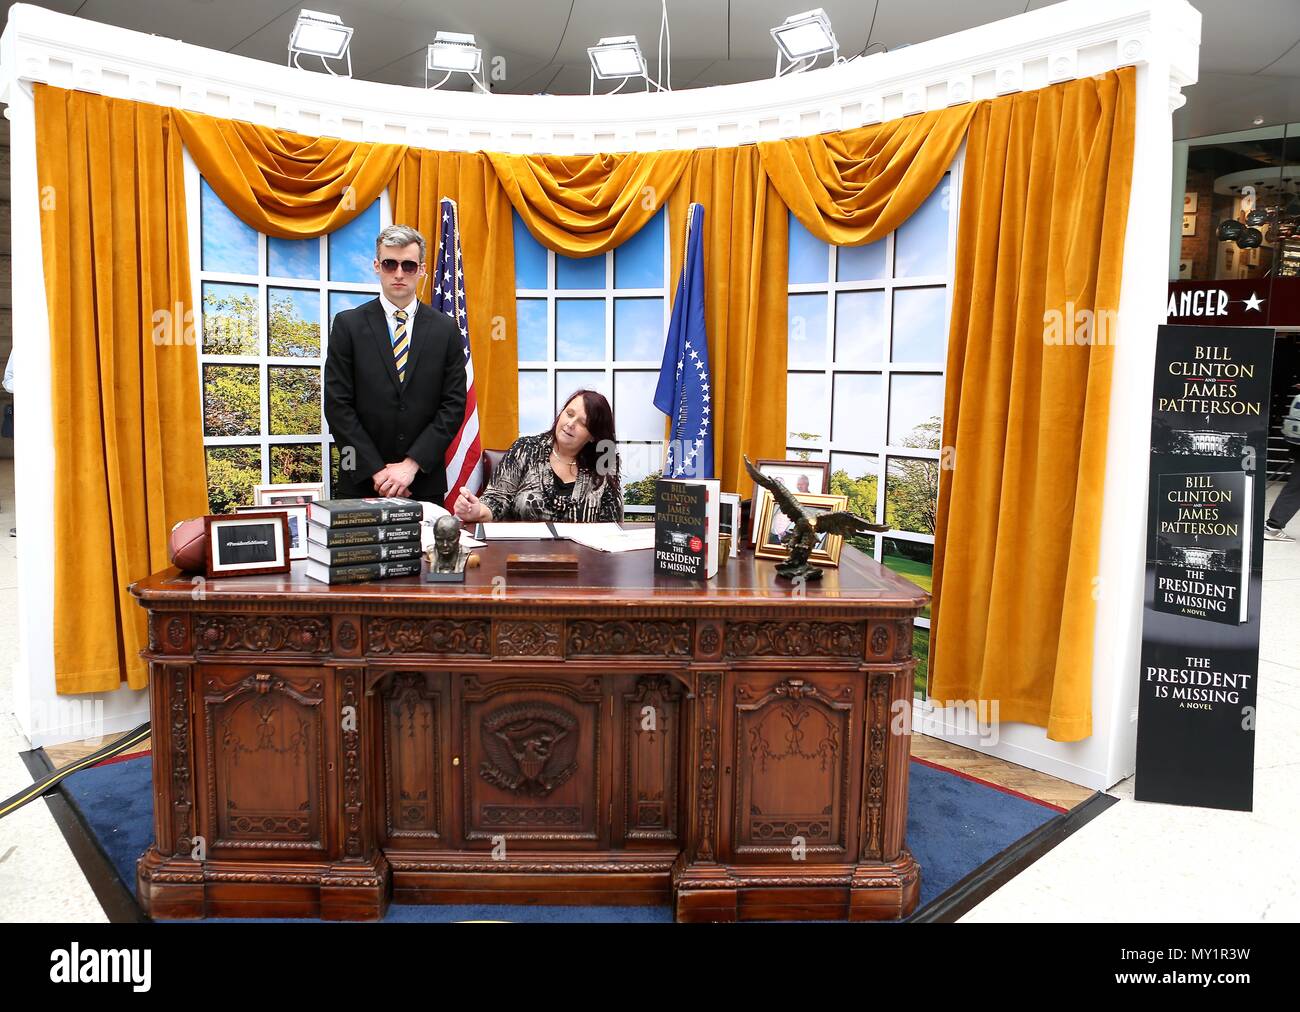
top-left (1153, 470), bottom-right (1253, 625)
top-left (306, 520), bottom-right (422, 548)
top-left (305, 540), bottom-right (422, 567)
top-left (308, 497), bottom-right (422, 529)
top-left (653, 478), bottom-right (720, 580)
top-left (304, 558), bottom-right (422, 585)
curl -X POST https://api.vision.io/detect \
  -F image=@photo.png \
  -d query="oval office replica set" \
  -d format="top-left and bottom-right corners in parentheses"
top-left (7, 0), bottom-right (1277, 939)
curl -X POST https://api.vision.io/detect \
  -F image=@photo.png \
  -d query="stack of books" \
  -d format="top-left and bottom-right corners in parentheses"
top-left (305, 497), bottom-right (424, 584)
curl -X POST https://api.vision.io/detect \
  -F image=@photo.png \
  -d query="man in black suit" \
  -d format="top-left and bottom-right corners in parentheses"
top-left (324, 224), bottom-right (466, 506)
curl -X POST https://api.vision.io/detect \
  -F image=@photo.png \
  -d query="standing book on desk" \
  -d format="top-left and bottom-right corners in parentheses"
top-left (654, 478), bottom-right (719, 579)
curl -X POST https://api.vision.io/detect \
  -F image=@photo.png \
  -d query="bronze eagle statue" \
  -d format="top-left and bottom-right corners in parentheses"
top-left (744, 455), bottom-right (888, 582)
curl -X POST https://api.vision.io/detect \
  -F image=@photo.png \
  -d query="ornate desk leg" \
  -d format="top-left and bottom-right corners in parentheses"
top-left (672, 670), bottom-right (739, 922)
top-left (137, 663), bottom-right (206, 918)
top-left (320, 667), bottom-right (390, 921)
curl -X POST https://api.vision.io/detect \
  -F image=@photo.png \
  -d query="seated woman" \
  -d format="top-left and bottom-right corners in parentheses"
top-left (453, 389), bottom-right (624, 524)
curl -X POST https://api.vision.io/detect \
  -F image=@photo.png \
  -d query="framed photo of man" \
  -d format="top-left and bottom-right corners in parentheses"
top-left (253, 482), bottom-right (324, 508)
top-left (747, 458), bottom-right (829, 548)
top-left (754, 491), bottom-right (849, 568)
top-left (204, 514), bottom-right (292, 577)
top-left (236, 503), bottom-right (309, 560)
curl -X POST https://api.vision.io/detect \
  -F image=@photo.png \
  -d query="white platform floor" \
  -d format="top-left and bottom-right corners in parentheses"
top-left (0, 458), bottom-right (1296, 923)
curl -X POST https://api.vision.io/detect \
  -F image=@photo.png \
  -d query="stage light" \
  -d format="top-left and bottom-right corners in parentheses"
top-left (772, 8), bottom-right (838, 76)
top-left (589, 36), bottom-right (646, 80)
top-left (426, 31), bottom-right (487, 93)
top-left (288, 9), bottom-right (353, 77)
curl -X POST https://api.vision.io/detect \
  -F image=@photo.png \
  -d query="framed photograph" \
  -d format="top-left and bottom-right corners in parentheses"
top-left (204, 513), bottom-right (291, 578)
top-left (1181, 213), bottom-right (1196, 237)
top-left (747, 458), bottom-right (830, 548)
top-left (1183, 191), bottom-right (1198, 214)
top-left (236, 503), bottom-right (308, 560)
top-left (754, 491), bottom-right (849, 568)
top-left (719, 492), bottom-right (742, 558)
top-left (254, 482), bottom-right (324, 508)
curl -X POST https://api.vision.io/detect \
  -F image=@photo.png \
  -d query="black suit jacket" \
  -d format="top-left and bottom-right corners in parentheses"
top-left (324, 298), bottom-right (467, 505)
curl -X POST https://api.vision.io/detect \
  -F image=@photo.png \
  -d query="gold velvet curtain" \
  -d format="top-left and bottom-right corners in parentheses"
top-left (33, 71), bottom-right (1135, 741)
top-left (929, 68), bottom-right (1136, 740)
top-left (173, 110), bottom-right (406, 237)
top-left (34, 85), bottom-right (210, 693)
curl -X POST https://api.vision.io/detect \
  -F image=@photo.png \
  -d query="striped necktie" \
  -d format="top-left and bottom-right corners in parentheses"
top-left (393, 308), bottom-right (409, 383)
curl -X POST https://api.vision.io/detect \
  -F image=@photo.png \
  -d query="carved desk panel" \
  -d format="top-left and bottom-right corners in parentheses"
top-left (132, 539), bottom-right (925, 922)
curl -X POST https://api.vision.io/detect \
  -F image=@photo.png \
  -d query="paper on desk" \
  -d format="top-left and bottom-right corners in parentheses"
top-left (481, 522), bottom-right (556, 540)
top-left (559, 523), bottom-right (656, 553)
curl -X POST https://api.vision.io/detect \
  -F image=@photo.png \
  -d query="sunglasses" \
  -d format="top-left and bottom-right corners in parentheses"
top-left (378, 258), bottom-right (422, 274)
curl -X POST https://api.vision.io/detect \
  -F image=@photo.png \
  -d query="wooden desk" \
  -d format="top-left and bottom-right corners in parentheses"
top-left (131, 538), bottom-right (926, 921)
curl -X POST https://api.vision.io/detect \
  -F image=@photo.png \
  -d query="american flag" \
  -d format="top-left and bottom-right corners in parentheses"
top-left (431, 197), bottom-right (483, 510)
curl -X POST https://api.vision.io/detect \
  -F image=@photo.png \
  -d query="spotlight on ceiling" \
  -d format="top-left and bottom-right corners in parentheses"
top-left (288, 9), bottom-right (353, 77)
top-left (427, 31), bottom-right (487, 93)
top-left (588, 35), bottom-right (664, 94)
top-left (772, 8), bottom-right (838, 76)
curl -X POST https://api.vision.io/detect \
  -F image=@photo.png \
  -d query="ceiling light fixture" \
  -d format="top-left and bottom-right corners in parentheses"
top-left (427, 31), bottom-right (488, 93)
top-left (588, 35), bottom-right (666, 94)
top-left (287, 9), bottom-right (353, 78)
top-left (771, 8), bottom-right (838, 77)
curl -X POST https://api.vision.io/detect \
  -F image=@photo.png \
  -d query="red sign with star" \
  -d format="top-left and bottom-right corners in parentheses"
top-left (1166, 277), bottom-right (1300, 327)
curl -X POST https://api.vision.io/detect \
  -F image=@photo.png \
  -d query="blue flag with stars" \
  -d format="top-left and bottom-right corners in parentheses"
top-left (654, 203), bottom-right (712, 479)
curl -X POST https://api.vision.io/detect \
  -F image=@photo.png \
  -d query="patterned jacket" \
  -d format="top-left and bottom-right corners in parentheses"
top-left (478, 431), bottom-right (624, 523)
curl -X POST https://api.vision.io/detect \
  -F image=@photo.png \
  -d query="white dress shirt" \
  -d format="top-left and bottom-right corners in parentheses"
top-left (377, 292), bottom-right (419, 346)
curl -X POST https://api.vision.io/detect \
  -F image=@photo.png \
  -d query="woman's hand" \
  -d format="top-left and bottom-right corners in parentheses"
top-left (453, 486), bottom-right (491, 523)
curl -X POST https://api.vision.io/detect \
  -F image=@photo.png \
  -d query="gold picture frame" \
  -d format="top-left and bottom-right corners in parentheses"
top-left (754, 491), bottom-right (849, 568)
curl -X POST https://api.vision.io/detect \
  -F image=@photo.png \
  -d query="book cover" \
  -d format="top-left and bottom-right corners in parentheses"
top-left (308, 497), bottom-right (422, 529)
top-left (654, 478), bottom-right (720, 579)
top-left (304, 558), bottom-right (422, 585)
top-left (305, 540), bottom-right (422, 567)
top-left (1153, 470), bottom-right (1253, 625)
top-left (306, 520), bottom-right (422, 548)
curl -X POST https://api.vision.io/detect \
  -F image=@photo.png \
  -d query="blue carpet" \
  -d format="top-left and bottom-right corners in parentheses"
top-left (58, 753), bottom-right (1061, 921)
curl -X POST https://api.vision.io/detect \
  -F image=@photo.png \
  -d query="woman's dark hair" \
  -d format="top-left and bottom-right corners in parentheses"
top-left (551, 389), bottom-right (620, 491)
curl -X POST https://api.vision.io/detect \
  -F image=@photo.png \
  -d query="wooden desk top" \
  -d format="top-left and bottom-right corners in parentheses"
top-left (131, 536), bottom-right (928, 613)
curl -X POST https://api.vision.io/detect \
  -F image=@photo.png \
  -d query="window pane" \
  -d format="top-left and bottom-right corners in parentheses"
top-left (886, 456), bottom-right (939, 535)
top-left (270, 443), bottom-right (324, 484)
top-left (883, 537), bottom-right (933, 619)
top-left (200, 178), bottom-right (258, 275)
top-left (556, 371), bottom-right (608, 415)
top-left (556, 299), bottom-right (606, 361)
top-left (788, 293), bottom-right (828, 365)
top-left (268, 366), bottom-right (322, 436)
top-left (892, 287), bottom-right (948, 363)
top-left (517, 298), bottom-right (548, 361)
top-left (913, 626), bottom-right (929, 697)
top-left (329, 200), bottom-right (381, 283)
top-left (888, 374), bottom-right (943, 448)
top-left (202, 282), bottom-right (259, 356)
top-left (614, 370), bottom-right (663, 441)
top-left (205, 445), bottom-right (262, 513)
top-left (513, 212), bottom-right (548, 289)
top-left (620, 443), bottom-right (664, 504)
top-left (328, 291), bottom-right (372, 329)
top-left (834, 290), bottom-right (886, 364)
top-left (203, 365), bottom-right (260, 436)
top-left (833, 373), bottom-right (884, 446)
top-left (268, 288), bottom-right (321, 358)
top-left (788, 211), bottom-right (829, 283)
top-left (615, 209), bottom-right (665, 289)
top-left (268, 236), bottom-right (319, 280)
top-left (614, 298), bottom-right (664, 361)
top-left (895, 177), bottom-right (951, 278)
top-left (830, 451), bottom-right (880, 526)
top-left (786, 372), bottom-right (827, 446)
top-left (837, 239), bottom-right (887, 281)
top-left (556, 251), bottom-right (605, 289)
top-left (518, 371), bottom-right (550, 437)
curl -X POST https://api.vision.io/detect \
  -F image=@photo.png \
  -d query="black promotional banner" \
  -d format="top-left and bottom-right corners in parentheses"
top-left (1136, 325), bottom-right (1274, 811)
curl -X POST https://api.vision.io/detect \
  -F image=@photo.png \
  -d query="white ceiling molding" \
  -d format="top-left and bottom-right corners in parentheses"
top-left (0, 0), bottom-right (1201, 154)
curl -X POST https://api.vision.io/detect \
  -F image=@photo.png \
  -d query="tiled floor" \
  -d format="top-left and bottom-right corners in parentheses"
top-left (1, 457), bottom-right (1296, 921)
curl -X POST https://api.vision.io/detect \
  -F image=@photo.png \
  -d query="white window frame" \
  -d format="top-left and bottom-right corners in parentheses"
top-left (515, 208), bottom-right (674, 515)
top-left (185, 150), bottom-right (392, 500)
top-left (785, 151), bottom-right (964, 653)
